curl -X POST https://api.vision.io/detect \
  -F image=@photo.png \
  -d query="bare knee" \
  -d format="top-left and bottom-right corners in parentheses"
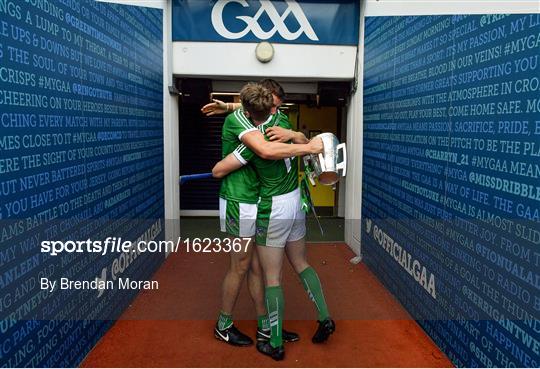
top-left (287, 252), bottom-right (310, 274)
top-left (230, 253), bottom-right (251, 276)
top-left (257, 245), bottom-right (284, 287)
top-left (285, 239), bottom-right (310, 274)
top-left (248, 263), bottom-right (263, 280)
top-left (291, 260), bottom-right (310, 274)
top-left (249, 255), bottom-right (262, 278)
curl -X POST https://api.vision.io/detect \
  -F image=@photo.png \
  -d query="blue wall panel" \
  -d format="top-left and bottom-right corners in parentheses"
top-left (0, 0), bottom-right (163, 366)
top-left (362, 15), bottom-right (539, 367)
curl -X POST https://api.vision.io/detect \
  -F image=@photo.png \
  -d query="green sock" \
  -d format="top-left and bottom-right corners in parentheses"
top-left (299, 266), bottom-right (330, 321)
top-left (217, 311), bottom-right (233, 330)
top-left (257, 315), bottom-right (270, 331)
top-left (265, 286), bottom-right (284, 348)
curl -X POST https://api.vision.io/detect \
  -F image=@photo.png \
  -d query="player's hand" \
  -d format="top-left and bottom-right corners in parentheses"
top-left (201, 99), bottom-right (228, 116)
top-left (308, 137), bottom-right (324, 154)
top-left (265, 126), bottom-right (294, 142)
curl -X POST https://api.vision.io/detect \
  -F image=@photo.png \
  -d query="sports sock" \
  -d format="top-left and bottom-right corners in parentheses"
top-left (257, 315), bottom-right (270, 331)
top-left (299, 266), bottom-right (330, 321)
top-left (265, 286), bottom-right (284, 348)
top-left (217, 311), bottom-right (233, 330)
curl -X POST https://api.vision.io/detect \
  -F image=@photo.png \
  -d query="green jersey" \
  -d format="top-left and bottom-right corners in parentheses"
top-left (219, 109), bottom-right (274, 203)
top-left (233, 111), bottom-right (299, 200)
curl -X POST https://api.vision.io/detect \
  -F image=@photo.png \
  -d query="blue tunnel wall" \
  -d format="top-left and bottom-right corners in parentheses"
top-left (0, 0), bottom-right (164, 366)
top-left (362, 14), bottom-right (539, 368)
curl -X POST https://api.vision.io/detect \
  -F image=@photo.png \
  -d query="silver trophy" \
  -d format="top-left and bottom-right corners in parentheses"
top-left (304, 133), bottom-right (347, 186)
top-left (301, 133), bottom-right (347, 235)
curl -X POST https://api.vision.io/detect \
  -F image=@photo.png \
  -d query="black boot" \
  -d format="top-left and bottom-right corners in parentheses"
top-left (312, 318), bottom-right (335, 343)
top-left (256, 327), bottom-right (299, 342)
top-left (214, 324), bottom-right (253, 346)
top-left (256, 341), bottom-right (285, 361)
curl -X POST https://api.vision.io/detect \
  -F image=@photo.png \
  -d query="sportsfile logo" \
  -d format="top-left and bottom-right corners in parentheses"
top-left (211, 0), bottom-right (319, 41)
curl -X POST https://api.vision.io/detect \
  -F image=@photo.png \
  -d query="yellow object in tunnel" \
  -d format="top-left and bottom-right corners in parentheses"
top-left (285, 104), bottom-right (338, 208)
top-left (296, 105), bottom-right (338, 208)
top-left (299, 171), bottom-right (335, 207)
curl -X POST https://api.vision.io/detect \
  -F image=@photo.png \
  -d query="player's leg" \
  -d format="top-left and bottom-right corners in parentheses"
top-left (256, 244), bottom-right (286, 359)
top-left (215, 236), bottom-right (254, 345)
top-left (286, 238), bottom-right (331, 321)
top-left (251, 246), bottom-right (301, 346)
top-left (220, 236), bottom-right (253, 315)
top-left (247, 246), bottom-right (268, 331)
top-left (250, 245), bottom-right (300, 347)
top-left (253, 196), bottom-right (289, 360)
top-left (215, 198), bottom-right (255, 346)
top-left (238, 202), bottom-right (283, 339)
top-left (285, 201), bottom-right (335, 343)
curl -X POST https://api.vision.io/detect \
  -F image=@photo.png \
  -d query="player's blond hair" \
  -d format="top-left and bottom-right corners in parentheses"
top-left (239, 83), bottom-right (273, 122)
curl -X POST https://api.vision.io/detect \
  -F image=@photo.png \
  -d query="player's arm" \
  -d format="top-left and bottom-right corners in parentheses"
top-left (212, 153), bottom-right (244, 179)
top-left (212, 142), bottom-right (251, 178)
top-left (241, 130), bottom-right (322, 160)
top-left (265, 126), bottom-right (308, 144)
top-left (227, 109), bottom-right (321, 160)
top-left (291, 130), bottom-right (309, 144)
top-left (201, 99), bottom-right (242, 116)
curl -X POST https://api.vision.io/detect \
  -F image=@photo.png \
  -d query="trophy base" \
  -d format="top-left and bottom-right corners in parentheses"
top-left (318, 172), bottom-right (339, 186)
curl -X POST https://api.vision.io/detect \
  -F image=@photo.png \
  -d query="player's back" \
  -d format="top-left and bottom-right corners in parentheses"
top-left (250, 113), bottom-right (299, 199)
top-left (219, 110), bottom-right (259, 204)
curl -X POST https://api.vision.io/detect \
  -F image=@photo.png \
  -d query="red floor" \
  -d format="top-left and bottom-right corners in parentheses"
top-left (81, 243), bottom-right (453, 367)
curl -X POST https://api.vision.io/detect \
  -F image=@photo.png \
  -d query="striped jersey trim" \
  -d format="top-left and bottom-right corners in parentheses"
top-left (234, 109), bottom-right (254, 131)
top-left (235, 111), bottom-right (281, 153)
top-left (236, 144), bottom-right (247, 154)
top-left (238, 127), bottom-right (257, 140)
top-left (232, 149), bottom-right (248, 165)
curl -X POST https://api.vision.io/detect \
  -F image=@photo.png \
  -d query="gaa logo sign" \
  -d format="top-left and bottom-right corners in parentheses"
top-left (211, 0), bottom-right (319, 41)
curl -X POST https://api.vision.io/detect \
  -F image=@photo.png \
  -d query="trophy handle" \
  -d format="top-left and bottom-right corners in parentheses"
top-left (303, 156), bottom-right (317, 186)
top-left (336, 143), bottom-right (347, 177)
top-left (318, 153), bottom-right (326, 171)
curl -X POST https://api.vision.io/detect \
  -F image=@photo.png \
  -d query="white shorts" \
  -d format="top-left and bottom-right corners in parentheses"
top-left (256, 188), bottom-right (306, 248)
top-left (219, 198), bottom-right (257, 237)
